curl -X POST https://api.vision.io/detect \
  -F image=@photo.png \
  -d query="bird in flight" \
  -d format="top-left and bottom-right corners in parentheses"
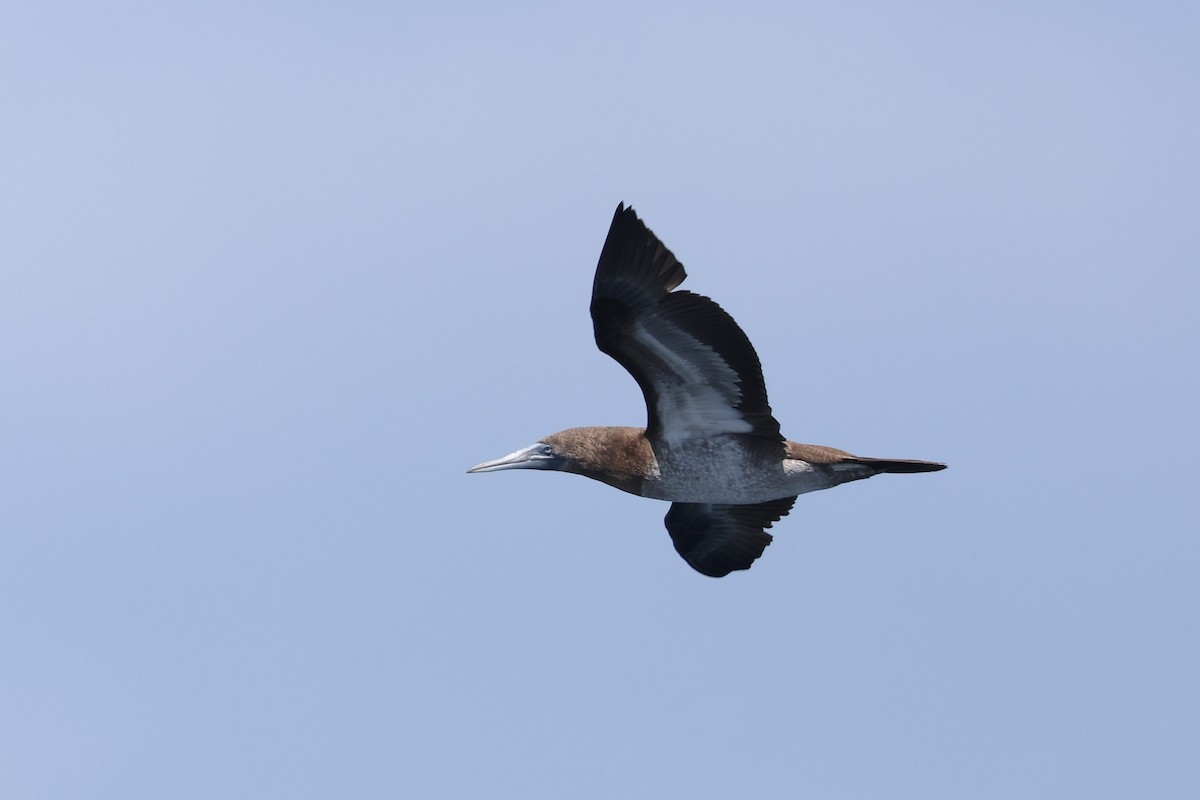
top-left (469, 204), bottom-right (945, 577)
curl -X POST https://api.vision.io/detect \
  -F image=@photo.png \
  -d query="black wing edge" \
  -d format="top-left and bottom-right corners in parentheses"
top-left (591, 203), bottom-right (687, 311)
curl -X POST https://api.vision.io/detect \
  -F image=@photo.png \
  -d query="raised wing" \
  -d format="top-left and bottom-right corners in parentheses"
top-left (589, 203), bottom-right (782, 447)
top-left (665, 496), bottom-right (797, 577)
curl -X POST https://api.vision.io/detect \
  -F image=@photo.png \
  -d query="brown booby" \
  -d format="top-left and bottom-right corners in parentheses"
top-left (469, 204), bottom-right (945, 577)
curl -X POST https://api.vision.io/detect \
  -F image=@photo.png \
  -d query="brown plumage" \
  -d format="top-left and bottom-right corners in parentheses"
top-left (469, 203), bottom-right (945, 577)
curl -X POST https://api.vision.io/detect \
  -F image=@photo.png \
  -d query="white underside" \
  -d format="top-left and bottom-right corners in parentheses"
top-left (638, 438), bottom-right (835, 504)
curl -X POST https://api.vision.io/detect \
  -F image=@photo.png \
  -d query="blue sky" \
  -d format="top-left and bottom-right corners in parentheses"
top-left (2, 2), bottom-right (1197, 797)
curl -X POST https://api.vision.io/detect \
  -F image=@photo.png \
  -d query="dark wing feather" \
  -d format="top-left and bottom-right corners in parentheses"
top-left (590, 203), bottom-right (781, 445)
top-left (665, 496), bottom-right (797, 577)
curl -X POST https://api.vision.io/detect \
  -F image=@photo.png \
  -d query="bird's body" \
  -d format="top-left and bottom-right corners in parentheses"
top-left (469, 204), bottom-right (945, 577)
top-left (529, 426), bottom-right (882, 505)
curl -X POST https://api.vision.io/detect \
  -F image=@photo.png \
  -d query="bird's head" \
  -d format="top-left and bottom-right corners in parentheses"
top-left (467, 427), bottom-right (652, 497)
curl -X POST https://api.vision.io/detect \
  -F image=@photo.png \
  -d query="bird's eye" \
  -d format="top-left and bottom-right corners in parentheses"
top-left (540, 445), bottom-right (554, 456)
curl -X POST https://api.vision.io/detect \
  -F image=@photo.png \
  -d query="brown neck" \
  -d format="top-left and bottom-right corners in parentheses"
top-left (543, 426), bottom-right (657, 495)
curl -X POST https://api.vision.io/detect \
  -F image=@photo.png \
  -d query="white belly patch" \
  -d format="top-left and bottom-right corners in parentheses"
top-left (641, 439), bottom-right (833, 504)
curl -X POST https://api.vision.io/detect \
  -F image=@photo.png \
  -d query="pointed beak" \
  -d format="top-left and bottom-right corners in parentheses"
top-left (467, 443), bottom-right (560, 473)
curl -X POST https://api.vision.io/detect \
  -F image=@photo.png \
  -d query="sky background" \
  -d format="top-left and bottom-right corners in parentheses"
top-left (3, 2), bottom-right (1198, 797)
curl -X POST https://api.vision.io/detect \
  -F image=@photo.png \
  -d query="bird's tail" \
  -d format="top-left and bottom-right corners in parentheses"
top-left (853, 457), bottom-right (946, 474)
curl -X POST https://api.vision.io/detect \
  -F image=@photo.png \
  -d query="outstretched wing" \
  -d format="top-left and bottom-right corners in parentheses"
top-left (665, 496), bottom-right (797, 577)
top-left (590, 204), bottom-right (782, 447)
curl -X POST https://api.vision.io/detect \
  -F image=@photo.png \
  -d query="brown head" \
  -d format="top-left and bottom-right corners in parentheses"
top-left (467, 426), bottom-right (656, 496)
